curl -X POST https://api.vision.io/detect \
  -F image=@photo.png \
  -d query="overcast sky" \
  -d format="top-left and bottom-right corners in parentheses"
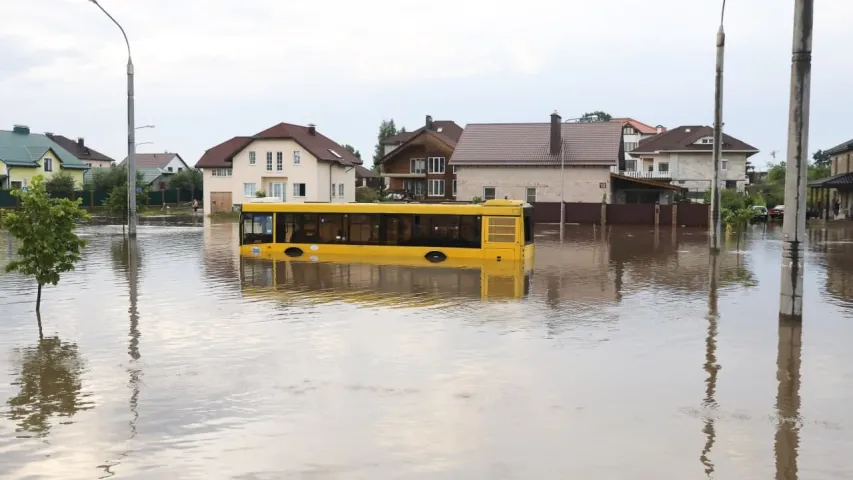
top-left (1, 0), bottom-right (851, 169)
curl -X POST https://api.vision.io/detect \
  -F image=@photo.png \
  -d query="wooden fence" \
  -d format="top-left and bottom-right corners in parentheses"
top-left (531, 202), bottom-right (709, 227)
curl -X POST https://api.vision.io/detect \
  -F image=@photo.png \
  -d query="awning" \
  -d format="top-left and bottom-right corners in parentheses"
top-left (808, 172), bottom-right (853, 188)
top-left (610, 173), bottom-right (685, 191)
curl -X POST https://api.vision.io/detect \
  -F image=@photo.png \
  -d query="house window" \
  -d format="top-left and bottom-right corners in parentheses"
top-left (725, 180), bottom-right (738, 189)
top-left (276, 152), bottom-right (283, 171)
top-left (338, 183), bottom-right (344, 197)
top-left (483, 186), bottom-right (496, 200)
top-left (526, 187), bottom-right (536, 203)
top-left (622, 127), bottom-right (635, 135)
top-left (293, 183), bottom-right (306, 197)
top-left (266, 152), bottom-right (273, 171)
top-left (428, 179), bottom-right (445, 197)
top-left (178, 167), bottom-right (183, 172)
top-left (244, 183), bottom-right (257, 197)
top-left (168, 167), bottom-right (173, 172)
top-left (721, 159), bottom-right (728, 171)
top-left (625, 159), bottom-right (637, 171)
top-left (658, 163), bottom-right (670, 173)
top-left (410, 158), bottom-right (426, 174)
top-left (249, 151), bottom-right (256, 165)
top-left (211, 168), bottom-right (232, 177)
top-left (86, 163), bottom-right (92, 167)
top-left (331, 184), bottom-right (336, 197)
top-left (624, 142), bottom-right (638, 152)
top-left (699, 137), bottom-right (714, 144)
top-left (44, 158), bottom-right (53, 172)
top-left (452, 180), bottom-right (457, 196)
top-left (453, 165), bottom-right (458, 174)
top-left (293, 151), bottom-right (301, 165)
top-left (428, 157), bottom-right (445, 174)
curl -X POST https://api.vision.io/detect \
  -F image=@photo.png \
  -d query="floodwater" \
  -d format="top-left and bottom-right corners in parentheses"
top-left (1, 219), bottom-right (853, 479)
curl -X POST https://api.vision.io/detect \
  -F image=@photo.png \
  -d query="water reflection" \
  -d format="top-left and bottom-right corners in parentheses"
top-left (5, 336), bottom-right (92, 438)
top-left (813, 225), bottom-right (853, 307)
top-left (775, 318), bottom-right (802, 480)
top-left (700, 253), bottom-right (720, 477)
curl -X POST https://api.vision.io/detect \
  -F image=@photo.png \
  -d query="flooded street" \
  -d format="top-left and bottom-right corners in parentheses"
top-left (2, 220), bottom-right (853, 479)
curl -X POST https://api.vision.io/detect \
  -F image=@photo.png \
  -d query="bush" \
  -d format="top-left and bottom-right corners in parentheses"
top-left (472, 196), bottom-right (483, 204)
top-left (45, 172), bottom-right (77, 199)
top-left (355, 186), bottom-right (379, 203)
top-left (169, 168), bottom-right (203, 192)
top-left (256, 190), bottom-right (266, 198)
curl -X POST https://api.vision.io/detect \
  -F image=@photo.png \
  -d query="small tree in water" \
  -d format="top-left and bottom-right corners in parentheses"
top-left (2, 176), bottom-right (89, 312)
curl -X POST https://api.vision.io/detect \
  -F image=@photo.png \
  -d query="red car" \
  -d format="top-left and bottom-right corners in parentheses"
top-left (769, 205), bottom-right (785, 220)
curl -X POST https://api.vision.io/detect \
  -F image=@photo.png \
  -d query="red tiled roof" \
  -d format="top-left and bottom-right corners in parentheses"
top-left (630, 125), bottom-right (759, 156)
top-left (610, 118), bottom-right (664, 135)
top-left (45, 134), bottom-right (115, 163)
top-left (194, 123), bottom-right (362, 169)
top-left (449, 122), bottom-right (622, 166)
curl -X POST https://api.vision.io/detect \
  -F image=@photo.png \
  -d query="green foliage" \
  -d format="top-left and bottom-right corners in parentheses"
top-left (813, 149), bottom-right (831, 168)
top-left (89, 165), bottom-right (144, 191)
top-left (355, 186), bottom-right (380, 203)
top-left (579, 111), bottom-right (612, 122)
top-left (6, 336), bottom-right (90, 437)
top-left (168, 168), bottom-right (203, 192)
top-left (255, 189), bottom-right (266, 198)
top-left (703, 189), bottom-right (760, 210)
top-left (102, 184), bottom-right (148, 222)
top-left (472, 196), bottom-right (483, 204)
top-left (373, 119), bottom-right (400, 166)
top-left (1, 176), bottom-right (90, 311)
top-left (342, 144), bottom-right (362, 160)
top-left (44, 172), bottom-right (77, 199)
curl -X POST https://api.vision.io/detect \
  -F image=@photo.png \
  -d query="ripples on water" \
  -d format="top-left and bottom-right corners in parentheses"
top-left (1, 219), bottom-right (853, 478)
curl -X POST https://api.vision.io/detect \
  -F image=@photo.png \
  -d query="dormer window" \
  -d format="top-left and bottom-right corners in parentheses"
top-left (622, 127), bottom-right (635, 136)
top-left (697, 137), bottom-right (714, 144)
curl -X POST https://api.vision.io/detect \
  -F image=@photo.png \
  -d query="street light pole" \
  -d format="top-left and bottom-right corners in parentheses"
top-left (90, 0), bottom-right (136, 237)
top-left (709, 0), bottom-right (726, 252)
top-left (779, 0), bottom-right (814, 320)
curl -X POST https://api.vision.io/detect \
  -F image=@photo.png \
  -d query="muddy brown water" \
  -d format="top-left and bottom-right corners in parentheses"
top-left (1, 220), bottom-right (852, 479)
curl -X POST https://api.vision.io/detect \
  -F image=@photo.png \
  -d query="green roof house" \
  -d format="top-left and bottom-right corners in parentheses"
top-left (0, 125), bottom-right (88, 189)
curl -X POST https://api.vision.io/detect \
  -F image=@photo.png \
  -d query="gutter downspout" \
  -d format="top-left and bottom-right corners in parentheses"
top-left (330, 163), bottom-right (333, 202)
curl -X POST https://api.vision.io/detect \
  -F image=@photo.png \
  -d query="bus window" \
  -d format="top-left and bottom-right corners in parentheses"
top-left (242, 213), bottom-right (273, 244)
top-left (319, 213), bottom-right (346, 243)
top-left (349, 214), bottom-right (381, 244)
top-left (523, 207), bottom-right (534, 244)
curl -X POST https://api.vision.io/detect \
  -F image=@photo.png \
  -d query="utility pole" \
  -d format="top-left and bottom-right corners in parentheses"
top-left (709, 0), bottom-right (726, 252)
top-left (91, 0), bottom-right (137, 237)
top-left (779, 0), bottom-right (814, 320)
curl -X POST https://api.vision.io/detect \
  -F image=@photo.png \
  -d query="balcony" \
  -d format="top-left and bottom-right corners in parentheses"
top-left (611, 166), bottom-right (672, 181)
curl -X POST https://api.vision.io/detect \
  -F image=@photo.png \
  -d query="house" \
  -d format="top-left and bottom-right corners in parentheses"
top-left (450, 112), bottom-right (624, 204)
top-left (119, 152), bottom-right (190, 191)
top-left (808, 137), bottom-right (853, 218)
top-left (355, 165), bottom-right (381, 189)
top-left (195, 122), bottom-right (361, 214)
top-left (625, 125), bottom-right (759, 196)
top-left (378, 115), bottom-right (463, 200)
top-left (0, 125), bottom-right (88, 189)
top-left (610, 118), bottom-right (665, 160)
top-left (45, 134), bottom-right (115, 169)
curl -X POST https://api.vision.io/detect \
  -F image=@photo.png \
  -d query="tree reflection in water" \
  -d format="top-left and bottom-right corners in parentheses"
top-left (6, 336), bottom-right (91, 438)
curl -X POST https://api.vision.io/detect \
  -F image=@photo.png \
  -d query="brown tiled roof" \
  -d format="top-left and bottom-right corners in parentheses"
top-left (630, 126), bottom-right (759, 156)
top-left (120, 153), bottom-right (186, 168)
top-left (195, 123), bottom-right (361, 169)
top-left (45, 134), bottom-right (114, 163)
top-left (379, 129), bottom-right (458, 164)
top-left (825, 138), bottom-right (853, 156)
top-left (449, 122), bottom-right (622, 166)
top-left (610, 118), bottom-right (664, 135)
top-left (355, 165), bottom-right (377, 178)
top-left (195, 136), bottom-right (251, 168)
top-left (382, 120), bottom-right (463, 145)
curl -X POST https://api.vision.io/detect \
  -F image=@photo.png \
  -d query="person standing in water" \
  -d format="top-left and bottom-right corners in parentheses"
top-left (192, 199), bottom-right (199, 215)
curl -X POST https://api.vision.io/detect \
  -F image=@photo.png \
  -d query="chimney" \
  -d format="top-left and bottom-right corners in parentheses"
top-left (77, 137), bottom-right (85, 147)
top-left (656, 125), bottom-right (663, 134)
top-left (308, 123), bottom-right (316, 135)
top-left (550, 111), bottom-right (561, 156)
top-left (425, 115), bottom-right (434, 130)
top-left (12, 125), bottom-right (30, 135)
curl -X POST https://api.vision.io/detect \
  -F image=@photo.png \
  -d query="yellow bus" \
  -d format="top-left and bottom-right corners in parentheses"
top-left (238, 199), bottom-right (534, 263)
top-left (240, 254), bottom-right (533, 305)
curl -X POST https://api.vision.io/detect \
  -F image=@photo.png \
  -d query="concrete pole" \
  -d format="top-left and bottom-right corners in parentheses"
top-left (709, 2), bottom-right (726, 253)
top-left (91, 0), bottom-right (136, 237)
top-left (560, 155), bottom-right (565, 243)
top-left (779, 0), bottom-right (814, 320)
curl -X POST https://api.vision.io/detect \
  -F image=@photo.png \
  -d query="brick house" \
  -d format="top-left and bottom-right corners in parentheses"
top-left (378, 115), bottom-right (463, 200)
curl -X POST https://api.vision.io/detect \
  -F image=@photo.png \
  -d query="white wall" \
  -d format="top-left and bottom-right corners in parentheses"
top-left (202, 169), bottom-right (234, 212)
top-left (164, 155), bottom-right (188, 173)
top-left (664, 152), bottom-right (749, 192)
top-left (456, 165), bottom-right (611, 203)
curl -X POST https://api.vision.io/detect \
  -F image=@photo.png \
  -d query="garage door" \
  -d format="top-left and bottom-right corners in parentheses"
top-left (210, 192), bottom-right (232, 213)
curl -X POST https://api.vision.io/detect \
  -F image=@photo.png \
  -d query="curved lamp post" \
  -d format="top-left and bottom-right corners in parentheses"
top-left (90, 0), bottom-right (137, 237)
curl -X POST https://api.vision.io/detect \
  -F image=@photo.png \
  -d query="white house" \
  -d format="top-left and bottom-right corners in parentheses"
top-left (195, 123), bottom-right (360, 214)
top-left (609, 118), bottom-right (665, 164)
top-left (625, 125), bottom-right (759, 196)
top-left (450, 112), bottom-right (623, 203)
top-left (119, 152), bottom-right (192, 191)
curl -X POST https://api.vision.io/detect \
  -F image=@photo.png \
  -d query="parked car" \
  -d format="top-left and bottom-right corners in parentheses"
top-left (769, 205), bottom-right (785, 220)
top-left (751, 205), bottom-right (768, 222)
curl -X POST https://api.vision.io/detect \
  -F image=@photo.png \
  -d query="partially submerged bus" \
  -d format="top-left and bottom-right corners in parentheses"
top-left (238, 199), bottom-right (534, 263)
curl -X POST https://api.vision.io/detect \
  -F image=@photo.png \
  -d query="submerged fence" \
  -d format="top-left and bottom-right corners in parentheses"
top-left (0, 188), bottom-right (203, 209)
top-left (530, 202), bottom-right (710, 227)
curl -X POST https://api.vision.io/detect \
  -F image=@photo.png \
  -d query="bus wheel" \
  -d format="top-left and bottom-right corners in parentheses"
top-left (284, 247), bottom-right (303, 257)
top-left (425, 251), bottom-right (447, 263)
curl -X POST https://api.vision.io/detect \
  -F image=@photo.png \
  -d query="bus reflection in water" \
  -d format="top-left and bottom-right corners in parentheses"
top-left (239, 256), bottom-right (533, 306)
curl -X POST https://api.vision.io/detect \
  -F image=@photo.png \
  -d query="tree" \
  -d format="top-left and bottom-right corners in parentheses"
top-left (342, 144), bottom-right (362, 160)
top-left (89, 165), bottom-right (144, 192)
top-left (579, 111), bottom-right (612, 122)
top-left (44, 172), bottom-right (77, 199)
top-left (2, 176), bottom-right (89, 312)
top-left (372, 119), bottom-right (399, 171)
top-left (813, 149), bottom-right (831, 169)
top-left (168, 168), bottom-right (203, 193)
top-left (102, 184), bottom-right (148, 231)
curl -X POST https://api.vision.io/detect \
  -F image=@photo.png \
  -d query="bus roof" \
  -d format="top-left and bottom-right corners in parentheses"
top-left (241, 199), bottom-right (530, 215)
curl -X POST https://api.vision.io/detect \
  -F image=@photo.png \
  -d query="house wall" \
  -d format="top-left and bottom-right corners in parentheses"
top-left (202, 168), bottom-right (234, 213)
top-left (164, 155), bottom-right (188, 173)
top-left (637, 152), bottom-right (748, 192)
top-left (455, 165), bottom-right (612, 203)
top-left (2, 150), bottom-right (85, 188)
top-left (380, 137), bottom-right (456, 199)
top-left (830, 151), bottom-right (853, 176)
